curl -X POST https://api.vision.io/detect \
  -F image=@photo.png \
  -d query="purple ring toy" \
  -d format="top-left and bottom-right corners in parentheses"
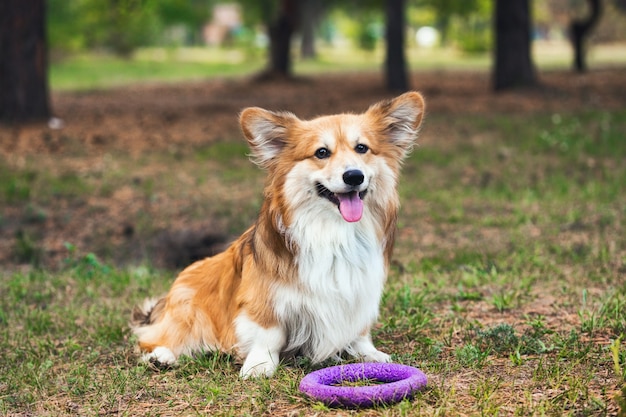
top-left (299, 363), bottom-right (427, 408)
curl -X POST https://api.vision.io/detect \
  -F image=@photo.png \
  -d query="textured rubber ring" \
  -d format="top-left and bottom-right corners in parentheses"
top-left (299, 363), bottom-right (427, 408)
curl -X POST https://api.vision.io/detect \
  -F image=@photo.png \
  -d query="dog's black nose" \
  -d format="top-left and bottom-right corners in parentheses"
top-left (343, 169), bottom-right (364, 186)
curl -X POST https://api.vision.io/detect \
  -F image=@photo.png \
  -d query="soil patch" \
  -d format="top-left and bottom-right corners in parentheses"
top-left (2, 69), bottom-right (625, 157)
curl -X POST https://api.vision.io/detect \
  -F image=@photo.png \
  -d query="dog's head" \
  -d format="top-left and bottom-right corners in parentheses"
top-left (240, 92), bottom-right (425, 224)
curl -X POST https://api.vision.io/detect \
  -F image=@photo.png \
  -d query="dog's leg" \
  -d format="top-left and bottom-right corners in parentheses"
top-left (239, 327), bottom-right (286, 378)
top-left (348, 333), bottom-right (392, 363)
top-left (141, 346), bottom-right (177, 366)
top-left (236, 314), bottom-right (286, 378)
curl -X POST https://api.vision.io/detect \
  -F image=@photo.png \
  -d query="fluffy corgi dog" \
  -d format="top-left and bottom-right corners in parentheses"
top-left (131, 92), bottom-right (425, 378)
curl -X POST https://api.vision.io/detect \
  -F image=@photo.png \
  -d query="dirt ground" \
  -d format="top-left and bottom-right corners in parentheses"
top-left (1, 68), bottom-right (625, 269)
top-left (3, 69), bottom-right (626, 157)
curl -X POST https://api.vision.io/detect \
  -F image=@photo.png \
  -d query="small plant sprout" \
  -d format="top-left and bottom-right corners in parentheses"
top-left (609, 335), bottom-right (625, 381)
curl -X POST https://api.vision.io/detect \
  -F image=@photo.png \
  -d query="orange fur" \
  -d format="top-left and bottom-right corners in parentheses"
top-left (131, 92), bottom-right (425, 377)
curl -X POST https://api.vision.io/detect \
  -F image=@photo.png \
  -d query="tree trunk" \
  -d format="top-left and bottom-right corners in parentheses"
top-left (267, 0), bottom-right (297, 78)
top-left (385, 0), bottom-right (409, 92)
top-left (0, 0), bottom-right (50, 123)
top-left (493, 0), bottom-right (537, 91)
top-left (300, 0), bottom-right (319, 60)
top-left (569, 0), bottom-right (602, 73)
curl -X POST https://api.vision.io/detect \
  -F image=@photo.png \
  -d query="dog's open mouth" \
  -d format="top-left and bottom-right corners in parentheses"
top-left (316, 183), bottom-right (367, 223)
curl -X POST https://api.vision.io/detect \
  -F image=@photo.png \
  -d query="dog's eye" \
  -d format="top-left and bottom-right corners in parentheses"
top-left (355, 144), bottom-right (369, 154)
top-left (314, 148), bottom-right (331, 159)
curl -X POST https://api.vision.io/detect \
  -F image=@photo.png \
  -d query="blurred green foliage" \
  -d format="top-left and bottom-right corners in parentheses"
top-left (46, 0), bottom-right (493, 56)
top-left (410, 0), bottom-right (492, 52)
top-left (47, 0), bottom-right (212, 55)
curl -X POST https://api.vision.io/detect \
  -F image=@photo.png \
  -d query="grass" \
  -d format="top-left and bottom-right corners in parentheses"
top-left (1, 98), bottom-right (626, 414)
top-left (50, 50), bottom-right (266, 91)
top-left (49, 44), bottom-right (489, 91)
top-left (49, 41), bottom-right (626, 91)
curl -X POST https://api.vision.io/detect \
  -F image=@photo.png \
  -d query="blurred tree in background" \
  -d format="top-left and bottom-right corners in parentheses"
top-left (569, 0), bottom-right (602, 72)
top-left (300, 0), bottom-right (329, 59)
top-left (0, 0), bottom-right (50, 122)
top-left (256, 0), bottom-right (297, 78)
top-left (386, 0), bottom-right (410, 91)
top-left (3, 0), bottom-right (626, 123)
top-left (493, 0), bottom-right (537, 90)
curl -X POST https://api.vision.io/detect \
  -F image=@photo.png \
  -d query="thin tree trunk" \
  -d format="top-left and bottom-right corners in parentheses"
top-left (569, 0), bottom-right (602, 73)
top-left (493, 0), bottom-right (537, 91)
top-left (267, 0), bottom-right (297, 78)
top-left (300, 0), bottom-right (319, 60)
top-left (0, 0), bottom-right (50, 123)
top-left (385, 0), bottom-right (409, 92)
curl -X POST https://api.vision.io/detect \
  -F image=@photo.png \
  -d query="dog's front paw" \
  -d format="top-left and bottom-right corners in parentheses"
top-left (348, 335), bottom-right (392, 363)
top-left (235, 319), bottom-right (285, 378)
top-left (363, 349), bottom-right (392, 363)
top-left (239, 358), bottom-right (278, 379)
top-left (141, 346), bottom-right (177, 367)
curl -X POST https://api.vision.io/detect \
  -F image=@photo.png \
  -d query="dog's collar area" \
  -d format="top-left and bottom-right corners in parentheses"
top-left (315, 183), bottom-right (367, 207)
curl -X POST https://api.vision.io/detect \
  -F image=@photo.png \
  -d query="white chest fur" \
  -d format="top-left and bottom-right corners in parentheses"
top-left (273, 207), bottom-right (386, 363)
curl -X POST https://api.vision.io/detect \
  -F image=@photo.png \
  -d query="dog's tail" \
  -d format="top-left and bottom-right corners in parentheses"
top-left (130, 297), bottom-right (165, 328)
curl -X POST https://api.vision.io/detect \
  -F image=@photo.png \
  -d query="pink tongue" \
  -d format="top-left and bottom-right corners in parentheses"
top-left (337, 192), bottom-right (363, 222)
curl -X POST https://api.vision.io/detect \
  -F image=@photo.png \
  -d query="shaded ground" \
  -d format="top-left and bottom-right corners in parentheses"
top-left (1, 68), bottom-right (626, 270)
top-left (3, 69), bottom-right (626, 157)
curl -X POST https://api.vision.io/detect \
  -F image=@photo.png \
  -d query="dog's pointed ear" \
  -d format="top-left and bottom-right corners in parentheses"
top-left (367, 91), bottom-right (425, 157)
top-left (240, 107), bottom-right (298, 168)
